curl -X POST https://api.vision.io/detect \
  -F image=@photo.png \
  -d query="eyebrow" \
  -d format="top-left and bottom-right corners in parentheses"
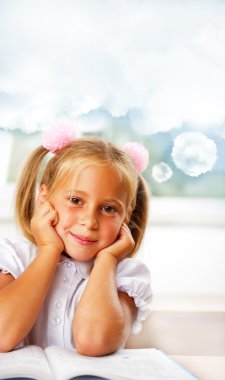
top-left (66, 189), bottom-right (125, 209)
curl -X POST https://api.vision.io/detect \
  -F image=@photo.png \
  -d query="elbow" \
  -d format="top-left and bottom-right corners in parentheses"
top-left (76, 339), bottom-right (116, 357)
top-left (74, 323), bottom-right (125, 357)
top-left (76, 341), bottom-right (105, 357)
top-left (0, 338), bottom-right (17, 353)
top-left (0, 326), bottom-right (21, 353)
top-left (75, 331), bottom-right (112, 357)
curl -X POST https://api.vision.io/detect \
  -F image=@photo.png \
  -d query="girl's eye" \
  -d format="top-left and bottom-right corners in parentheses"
top-left (102, 205), bottom-right (117, 214)
top-left (68, 196), bottom-right (82, 205)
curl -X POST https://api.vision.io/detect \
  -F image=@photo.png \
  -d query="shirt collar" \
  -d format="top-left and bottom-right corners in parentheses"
top-left (75, 258), bottom-right (94, 279)
top-left (61, 253), bottom-right (94, 279)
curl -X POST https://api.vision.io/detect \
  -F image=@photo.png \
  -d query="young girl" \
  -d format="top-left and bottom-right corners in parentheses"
top-left (0, 125), bottom-right (152, 356)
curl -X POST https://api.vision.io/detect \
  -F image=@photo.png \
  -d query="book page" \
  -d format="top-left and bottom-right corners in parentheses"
top-left (0, 346), bottom-right (53, 380)
top-left (45, 347), bottom-right (198, 380)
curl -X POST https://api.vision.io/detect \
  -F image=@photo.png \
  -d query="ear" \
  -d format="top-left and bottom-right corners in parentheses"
top-left (37, 184), bottom-right (49, 207)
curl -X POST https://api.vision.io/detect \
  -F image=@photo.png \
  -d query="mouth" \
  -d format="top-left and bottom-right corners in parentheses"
top-left (69, 232), bottom-right (98, 246)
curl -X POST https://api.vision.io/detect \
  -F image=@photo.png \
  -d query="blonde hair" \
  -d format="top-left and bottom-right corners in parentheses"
top-left (15, 137), bottom-right (149, 256)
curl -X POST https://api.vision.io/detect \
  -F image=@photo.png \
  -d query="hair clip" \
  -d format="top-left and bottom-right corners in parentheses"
top-left (122, 142), bottom-right (149, 173)
top-left (42, 122), bottom-right (77, 153)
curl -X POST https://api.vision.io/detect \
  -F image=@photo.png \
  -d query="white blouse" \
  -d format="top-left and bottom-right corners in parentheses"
top-left (0, 238), bottom-right (152, 350)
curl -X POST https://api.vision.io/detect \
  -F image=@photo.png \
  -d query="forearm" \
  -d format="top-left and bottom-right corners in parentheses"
top-left (0, 247), bottom-right (60, 351)
top-left (73, 253), bottom-right (133, 356)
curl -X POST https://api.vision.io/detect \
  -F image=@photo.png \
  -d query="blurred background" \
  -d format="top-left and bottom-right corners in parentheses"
top-left (0, 0), bottom-right (224, 296)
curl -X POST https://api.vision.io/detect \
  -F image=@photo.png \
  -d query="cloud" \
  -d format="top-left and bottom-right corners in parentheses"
top-left (171, 132), bottom-right (218, 177)
top-left (0, 0), bottom-right (225, 135)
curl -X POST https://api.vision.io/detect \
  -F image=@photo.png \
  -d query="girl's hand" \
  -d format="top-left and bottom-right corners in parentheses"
top-left (97, 223), bottom-right (135, 263)
top-left (31, 201), bottom-right (64, 255)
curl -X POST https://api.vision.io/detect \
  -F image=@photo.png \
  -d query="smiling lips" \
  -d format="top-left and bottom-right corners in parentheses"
top-left (70, 232), bottom-right (97, 246)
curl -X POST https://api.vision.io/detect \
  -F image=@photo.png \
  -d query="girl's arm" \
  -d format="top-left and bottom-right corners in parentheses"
top-left (0, 202), bottom-right (63, 352)
top-left (73, 224), bottom-right (137, 357)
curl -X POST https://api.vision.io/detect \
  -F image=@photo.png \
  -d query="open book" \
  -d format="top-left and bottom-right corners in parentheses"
top-left (0, 345), bottom-right (199, 380)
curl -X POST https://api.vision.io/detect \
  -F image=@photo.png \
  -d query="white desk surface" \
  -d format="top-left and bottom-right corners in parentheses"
top-left (171, 355), bottom-right (225, 380)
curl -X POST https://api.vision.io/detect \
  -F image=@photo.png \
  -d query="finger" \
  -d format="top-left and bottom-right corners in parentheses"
top-left (38, 201), bottom-right (53, 215)
top-left (121, 222), bottom-right (129, 230)
top-left (51, 210), bottom-right (59, 227)
top-left (34, 203), bottom-right (57, 226)
top-left (121, 223), bottom-right (132, 236)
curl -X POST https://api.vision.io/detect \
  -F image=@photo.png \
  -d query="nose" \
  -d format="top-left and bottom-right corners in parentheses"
top-left (79, 207), bottom-right (98, 230)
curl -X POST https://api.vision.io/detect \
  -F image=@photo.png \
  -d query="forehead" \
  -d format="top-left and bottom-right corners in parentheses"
top-left (61, 165), bottom-right (128, 203)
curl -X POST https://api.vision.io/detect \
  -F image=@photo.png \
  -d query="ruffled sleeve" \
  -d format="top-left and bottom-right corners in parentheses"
top-left (0, 239), bottom-right (36, 278)
top-left (116, 257), bottom-right (152, 334)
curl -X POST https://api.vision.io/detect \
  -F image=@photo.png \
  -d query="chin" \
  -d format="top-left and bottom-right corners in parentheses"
top-left (64, 247), bottom-right (96, 262)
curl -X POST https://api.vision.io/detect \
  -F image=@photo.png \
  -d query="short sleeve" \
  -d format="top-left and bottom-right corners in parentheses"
top-left (0, 239), bottom-right (36, 279)
top-left (116, 257), bottom-right (152, 334)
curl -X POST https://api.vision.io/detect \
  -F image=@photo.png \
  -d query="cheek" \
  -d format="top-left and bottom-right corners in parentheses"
top-left (104, 220), bottom-right (122, 242)
top-left (54, 208), bottom-right (73, 234)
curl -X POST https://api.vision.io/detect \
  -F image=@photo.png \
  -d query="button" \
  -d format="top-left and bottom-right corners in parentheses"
top-left (55, 300), bottom-right (62, 309)
top-left (65, 261), bottom-right (72, 268)
top-left (52, 316), bottom-right (61, 325)
top-left (63, 275), bottom-right (68, 283)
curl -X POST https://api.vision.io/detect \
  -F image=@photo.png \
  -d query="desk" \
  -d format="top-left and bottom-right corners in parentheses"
top-left (172, 355), bottom-right (225, 380)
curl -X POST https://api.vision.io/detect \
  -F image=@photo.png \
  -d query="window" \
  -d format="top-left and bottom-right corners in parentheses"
top-left (1, 119), bottom-right (224, 199)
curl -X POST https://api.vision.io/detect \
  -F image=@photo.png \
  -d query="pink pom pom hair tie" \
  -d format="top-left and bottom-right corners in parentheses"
top-left (42, 124), bottom-right (149, 173)
top-left (122, 142), bottom-right (149, 173)
top-left (42, 122), bottom-right (78, 153)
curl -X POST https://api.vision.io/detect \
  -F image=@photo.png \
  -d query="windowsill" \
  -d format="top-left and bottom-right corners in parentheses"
top-left (1, 183), bottom-right (225, 226)
top-left (0, 182), bottom-right (16, 221)
top-left (151, 294), bottom-right (225, 313)
top-left (149, 196), bottom-right (225, 227)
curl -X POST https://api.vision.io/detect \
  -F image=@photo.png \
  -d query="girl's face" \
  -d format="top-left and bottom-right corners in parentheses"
top-left (47, 165), bottom-right (130, 261)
